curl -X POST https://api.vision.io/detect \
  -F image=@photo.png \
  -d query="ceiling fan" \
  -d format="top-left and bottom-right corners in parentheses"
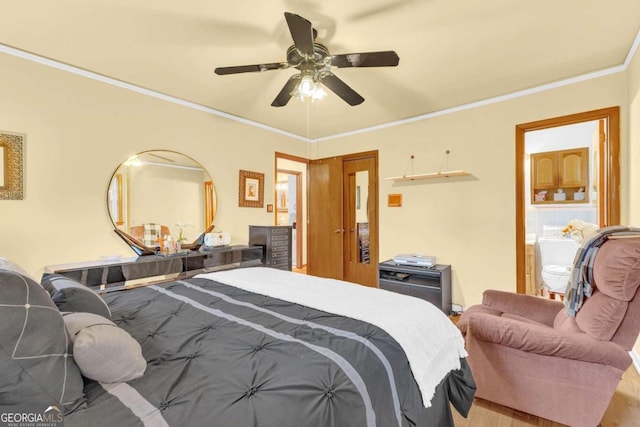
top-left (214, 12), bottom-right (400, 107)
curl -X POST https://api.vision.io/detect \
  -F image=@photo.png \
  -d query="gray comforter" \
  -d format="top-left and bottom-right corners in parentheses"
top-left (66, 276), bottom-right (475, 426)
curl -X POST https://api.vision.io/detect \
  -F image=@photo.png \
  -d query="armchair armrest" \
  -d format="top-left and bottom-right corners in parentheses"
top-left (482, 290), bottom-right (563, 326)
top-left (465, 312), bottom-right (631, 370)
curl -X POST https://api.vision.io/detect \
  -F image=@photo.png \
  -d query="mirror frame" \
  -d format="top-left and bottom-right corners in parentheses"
top-left (106, 150), bottom-right (217, 255)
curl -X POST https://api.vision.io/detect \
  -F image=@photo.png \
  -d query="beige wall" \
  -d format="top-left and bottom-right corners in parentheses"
top-left (626, 43), bottom-right (640, 359)
top-left (314, 73), bottom-right (628, 308)
top-left (0, 52), bottom-right (306, 277)
top-left (0, 45), bottom-right (636, 329)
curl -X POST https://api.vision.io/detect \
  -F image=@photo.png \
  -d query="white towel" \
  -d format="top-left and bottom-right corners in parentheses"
top-left (142, 223), bottom-right (162, 246)
top-left (196, 267), bottom-right (467, 407)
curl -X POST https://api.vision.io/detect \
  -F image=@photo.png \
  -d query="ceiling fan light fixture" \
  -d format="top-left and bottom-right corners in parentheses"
top-left (216, 12), bottom-right (399, 107)
top-left (311, 85), bottom-right (327, 101)
top-left (298, 74), bottom-right (316, 97)
top-left (124, 156), bottom-right (142, 167)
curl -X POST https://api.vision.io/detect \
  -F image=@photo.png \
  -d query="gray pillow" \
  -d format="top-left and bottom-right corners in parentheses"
top-left (0, 268), bottom-right (85, 413)
top-left (0, 257), bottom-right (34, 279)
top-left (63, 312), bottom-right (147, 383)
top-left (41, 274), bottom-right (111, 319)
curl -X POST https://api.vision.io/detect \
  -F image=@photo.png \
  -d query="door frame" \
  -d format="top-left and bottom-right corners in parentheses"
top-left (515, 106), bottom-right (620, 294)
top-left (276, 168), bottom-right (303, 268)
top-left (275, 152), bottom-right (309, 269)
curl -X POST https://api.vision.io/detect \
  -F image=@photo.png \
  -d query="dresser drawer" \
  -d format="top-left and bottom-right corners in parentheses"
top-left (249, 225), bottom-right (292, 271)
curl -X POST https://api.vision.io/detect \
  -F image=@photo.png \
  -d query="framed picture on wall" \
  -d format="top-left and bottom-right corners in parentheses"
top-left (0, 132), bottom-right (24, 200)
top-left (238, 169), bottom-right (264, 208)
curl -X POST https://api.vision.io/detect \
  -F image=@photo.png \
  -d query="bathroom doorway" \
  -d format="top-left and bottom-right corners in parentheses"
top-left (515, 107), bottom-right (620, 295)
top-left (275, 152), bottom-right (308, 270)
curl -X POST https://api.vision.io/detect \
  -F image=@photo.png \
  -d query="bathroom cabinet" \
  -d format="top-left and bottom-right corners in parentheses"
top-left (531, 147), bottom-right (589, 204)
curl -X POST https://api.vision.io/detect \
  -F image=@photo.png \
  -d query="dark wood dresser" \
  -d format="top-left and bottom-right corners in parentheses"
top-left (248, 225), bottom-right (292, 271)
top-left (44, 245), bottom-right (263, 291)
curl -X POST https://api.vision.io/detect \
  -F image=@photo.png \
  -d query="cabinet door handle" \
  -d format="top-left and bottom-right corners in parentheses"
top-left (333, 229), bottom-right (345, 233)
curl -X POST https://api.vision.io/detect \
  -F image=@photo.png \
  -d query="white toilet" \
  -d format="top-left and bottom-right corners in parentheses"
top-left (538, 237), bottom-right (580, 295)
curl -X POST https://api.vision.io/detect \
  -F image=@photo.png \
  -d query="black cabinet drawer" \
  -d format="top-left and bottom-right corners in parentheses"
top-left (249, 225), bottom-right (293, 271)
top-left (379, 272), bottom-right (441, 289)
top-left (378, 261), bottom-right (452, 314)
top-left (379, 279), bottom-right (444, 309)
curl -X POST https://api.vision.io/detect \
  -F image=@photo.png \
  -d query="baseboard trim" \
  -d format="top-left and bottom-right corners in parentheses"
top-left (631, 349), bottom-right (640, 374)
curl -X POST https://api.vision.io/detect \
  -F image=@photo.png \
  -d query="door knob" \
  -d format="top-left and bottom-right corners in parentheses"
top-left (333, 228), bottom-right (345, 233)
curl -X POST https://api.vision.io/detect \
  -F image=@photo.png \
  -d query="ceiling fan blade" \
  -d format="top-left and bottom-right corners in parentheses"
top-left (320, 73), bottom-right (364, 106)
top-left (331, 51), bottom-right (400, 68)
top-left (215, 62), bottom-right (288, 75)
top-left (271, 75), bottom-right (300, 107)
top-left (284, 12), bottom-right (315, 56)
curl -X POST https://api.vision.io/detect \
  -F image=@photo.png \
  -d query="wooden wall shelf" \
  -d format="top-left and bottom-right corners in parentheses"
top-left (385, 170), bottom-right (470, 182)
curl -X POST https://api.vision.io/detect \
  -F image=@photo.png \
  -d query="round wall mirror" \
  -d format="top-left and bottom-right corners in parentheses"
top-left (106, 150), bottom-right (217, 255)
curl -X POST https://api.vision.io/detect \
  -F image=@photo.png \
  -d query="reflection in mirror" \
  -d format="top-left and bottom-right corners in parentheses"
top-left (107, 150), bottom-right (217, 255)
top-left (355, 170), bottom-right (370, 264)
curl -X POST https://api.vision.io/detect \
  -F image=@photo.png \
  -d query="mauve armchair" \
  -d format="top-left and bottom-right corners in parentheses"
top-left (457, 237), bottom-right (640, 426)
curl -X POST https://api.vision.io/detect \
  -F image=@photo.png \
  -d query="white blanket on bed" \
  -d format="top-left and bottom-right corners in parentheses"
top-left (196, 267), bottom-right (467, 407)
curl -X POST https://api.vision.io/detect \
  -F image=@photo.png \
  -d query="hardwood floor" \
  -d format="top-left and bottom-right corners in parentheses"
top-left (292, 265), bottom-right (307, 274)
top-left (450, 312), bottom-right (640, 426)
top-left (451, 364), bottom-right (639, 426)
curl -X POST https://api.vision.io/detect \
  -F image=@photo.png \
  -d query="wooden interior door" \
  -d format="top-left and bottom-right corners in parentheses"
top-left (307, 156), bottom-right (343, 279)
top-left (343, 157), bottom-right (378, 287)
top-left (308, 152), bottom-right (379, 287)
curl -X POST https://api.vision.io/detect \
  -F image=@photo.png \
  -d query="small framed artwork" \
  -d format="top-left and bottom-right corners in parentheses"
top-left (238, 169), bottom-right (264, 208)
top-left (388, 193), bottom-right (402, 207)
top-left (0, 132), bottom-right (24, 200)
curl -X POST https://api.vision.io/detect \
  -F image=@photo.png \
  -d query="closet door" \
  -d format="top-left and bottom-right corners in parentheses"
top-left (308, 157), bottom-right (343, 279)
top-left (343, 157), bottom-right (378, 287)
top-left (308, 152), bottom-right (379, 287)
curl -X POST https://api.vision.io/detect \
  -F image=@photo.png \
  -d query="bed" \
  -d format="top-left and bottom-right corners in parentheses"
top-left (1, 261), bottom-right (475, 426)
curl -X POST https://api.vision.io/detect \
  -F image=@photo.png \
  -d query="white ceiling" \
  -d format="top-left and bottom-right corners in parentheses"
top-left (1, 0), bottom-right (639, 141)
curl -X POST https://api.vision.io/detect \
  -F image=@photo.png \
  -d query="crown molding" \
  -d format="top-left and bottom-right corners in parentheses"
top-left (0, 43), bottom-right (311, 143)
top-left (2, 26), bottom-right (640, 144)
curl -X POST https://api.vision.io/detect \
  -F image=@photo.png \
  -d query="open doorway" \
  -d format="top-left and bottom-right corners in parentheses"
top-left (275, 152), bottom-right (308, 271)
top-left (515, 107), bottom-right (620, 295)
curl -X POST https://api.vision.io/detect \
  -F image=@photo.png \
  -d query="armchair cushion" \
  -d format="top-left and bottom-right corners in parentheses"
top-left (553, 310), bottom-right (582, 334)
top-left (464, 311), bottom-right (631, 370)
top-left (575, 291), bottom-right (627, 341)
top-left (481, 290), bottom-right (563, 326)
top-left (592, 238), bottom-right (640, 301)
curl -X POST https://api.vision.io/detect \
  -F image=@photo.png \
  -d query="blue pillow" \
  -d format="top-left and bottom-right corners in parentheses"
top-left (41, 274), bottom-right (112, 319)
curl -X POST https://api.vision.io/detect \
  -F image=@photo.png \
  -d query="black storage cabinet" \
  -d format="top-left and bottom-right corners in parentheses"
top-left (248, 225), bottom-right (293, 271)
top-left (378, 260), bottom-right (452, 314)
